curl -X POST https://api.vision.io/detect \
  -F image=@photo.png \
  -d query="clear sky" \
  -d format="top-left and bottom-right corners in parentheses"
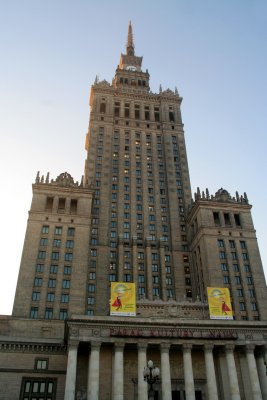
top-left (0, 0), bottom-right (266, 315)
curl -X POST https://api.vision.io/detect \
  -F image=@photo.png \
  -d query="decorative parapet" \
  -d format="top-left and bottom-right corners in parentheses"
top-left (191, 187), bottom-right (249, 208)
top-left (35, 171), bottom-right (90, 189)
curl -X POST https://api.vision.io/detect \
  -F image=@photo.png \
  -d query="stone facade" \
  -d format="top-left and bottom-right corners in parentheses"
top-left (1, 22), bottom-right (267, 400)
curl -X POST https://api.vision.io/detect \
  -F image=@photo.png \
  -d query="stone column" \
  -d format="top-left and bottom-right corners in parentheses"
top-left (161, 343), bottom-right (172, 400)
top-left (225, 345), bottom-right (241, 400)
top-left (112, 343), bottom-right (124, 400)
top-left (256, 352), bottom-right (267, 400)
top-left (138, 343), bottom-right (148, 400)
top-left (204, 344), bottom-right (219, 400)
top-left (246, 345), bottom-right (263, 400)
top-left (183, 344), bottom-right (195, 400)
top-left (87, 342), bottom-right (101, 400)
top-left (64, 341), bottom-right (78, 400)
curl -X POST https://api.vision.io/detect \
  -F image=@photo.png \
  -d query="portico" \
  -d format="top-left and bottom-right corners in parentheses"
top-left (64, 316), bottom-right (267, 400)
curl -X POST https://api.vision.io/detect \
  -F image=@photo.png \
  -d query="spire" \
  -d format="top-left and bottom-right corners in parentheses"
top-left (126, 21), bottom-right (135, 56)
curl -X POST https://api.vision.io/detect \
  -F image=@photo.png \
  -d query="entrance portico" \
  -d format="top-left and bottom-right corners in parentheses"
top-left (64, 316), bottom-right (267, 400)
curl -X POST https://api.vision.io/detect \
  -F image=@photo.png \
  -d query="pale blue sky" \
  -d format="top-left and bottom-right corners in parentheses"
top-left (0, 0), bottom-right (266, 314)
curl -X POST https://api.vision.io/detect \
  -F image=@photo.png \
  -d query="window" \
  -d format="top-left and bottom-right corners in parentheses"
top-left (36, 264), bottom-right (44, 273)
top-left (64, 253), bottom-right (73, 262)
top-left (124, 274), bottom-right (132, 282)
top-left (49, 265), bottom-right (57, 274)
top-left (30, 307), bottom-right (38, 319)
top-left (45, 308), bottom-right (53, 319)
top-left (152, 264), bottom-right (158, 272)
top-left (47, 293), bottom-right (55, 302)
top-left (233, 264), bottom-right (239, 272)
top-left (213, 212), bottom-right (220, 226)
top-left (239, 302), bottom-right (246, 311)
top-left (20, 377), bottom-right (56, 399)
top-left (219, 251), bottom-right (226, 259)
top-left (153, 287), bottom-right (160, 296)
top-left (235, 276), bottom-right (241, 285)
top-left (36, 359), bottom-right (48, 370)
top-left (138, 275), bottom-right (145, 283)
top-left (247, 276), bottom-right (253, 285)
top-left (165, 255), bottom-right (171, 262)
top-left (48, 279), bottom-right (56, 288)
top-left (242, 253), bottom-right (248, 260)
top-left (224, 213), bottom-right (231, 226)
top-left (240, 241), bottom-right (246, 249)
top-left (51, 252), bottom-right (59, 261)
top-left (152, 276), bottom-right (159, 284)
top-left (221, 263), bottom-right (228, 271)
top-left (109, 274), bottom-right (116, 282)
top-left (40, 238), bottom-right (48, 246)
top-left (138, 252), bottom-right (144, 260)
top-left (64, 266), bottom-right (72, 275)
top-left (237, 288), bottom-right (243, 297)
top-left (223, 276), bottom-right (230, 284)
top-left (251, 303), bottom-right (258, 311)
top-left (231, 252), bottom-right (237, 260)
top-left (88, 284), bottom-right (95, 293)
top-left (32, 292), bottom-right (40, 301)
top-left (59, 309), bottom-right (68, 320)
top-left (34, 278), bottom-right (42, 287)
top-left (53, 239), bottom-right (61, 248)
top-left (55, 226), bottom-right (62, 235)
top-left (244, 264), bottom-right (251, 272)
top-left (166, 277), bottom-right (172, 285)
top-left (91, 249), bottom-right (97, 257)
top-left (61, 294), bottom-right (69, 303)
top-left (89, 272), bottom-right (96, 280)
top-left (38, 251), bottom-right (46, 260)
top-left (87, 309), bottom-right (94, 316)
top-left (248, 289), bottom-right (255, 297)
top-left (229, 240), bottom-right (235, 248)
top-left (62, 280), bottom-right (70, 289)
top-left (67, 228), bottom-right (75, 236)
top-left (88, 297), bottom-right (95, 305)
top-left (234, 213), bottom-right (241, 227)
top-left (42, 225), bottom-right (49, 234)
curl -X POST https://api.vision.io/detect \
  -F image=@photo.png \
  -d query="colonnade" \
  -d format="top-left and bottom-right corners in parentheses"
top-left (64, 341), bottom-right (267, 400)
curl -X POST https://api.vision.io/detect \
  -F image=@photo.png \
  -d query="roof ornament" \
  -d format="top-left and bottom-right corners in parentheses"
top-left (126, 21), bottom-right (135, 56)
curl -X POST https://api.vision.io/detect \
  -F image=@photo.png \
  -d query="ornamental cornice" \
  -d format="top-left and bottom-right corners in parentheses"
top-left (0, 342), bottom-right (66, 353)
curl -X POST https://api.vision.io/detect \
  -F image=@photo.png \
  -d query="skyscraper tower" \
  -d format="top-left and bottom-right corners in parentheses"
top-left (4, 23), bottom-right (267, 400)
top-left (84, 21), bottom-right (192, 315)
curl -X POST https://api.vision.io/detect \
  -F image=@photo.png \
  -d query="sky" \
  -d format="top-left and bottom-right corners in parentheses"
top-left (0, 0), bottom-right (266, 315)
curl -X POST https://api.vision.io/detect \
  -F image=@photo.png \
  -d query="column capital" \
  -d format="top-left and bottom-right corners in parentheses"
top-left (204, 343), bottom-right (214, 352)
top-left (183, 343), bottom-right (193, 351)
top-left (114, 342), bottom-right (125, 351)
top-left (224, 344), bottom-right (235, 353)
top-left (90, 341), bottom-right (102, 350)
top-left (68, 340), bottom-right (79, 350)
top-left (137, 342), bottom-right (148, 351)
top-left (246, 344), bottom-right (255, 353)
top-left (160, 342), bottom-right (171, 352)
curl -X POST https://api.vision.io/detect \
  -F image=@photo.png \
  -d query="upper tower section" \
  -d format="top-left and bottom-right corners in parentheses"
top-left (113, 22), bottom-right (150, 92)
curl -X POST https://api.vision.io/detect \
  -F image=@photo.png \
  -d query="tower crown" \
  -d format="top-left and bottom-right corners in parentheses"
top-left (119, 22), bottom-right (143, 71)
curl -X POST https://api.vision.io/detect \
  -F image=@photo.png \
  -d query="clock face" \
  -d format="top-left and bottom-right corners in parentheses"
top-left (126, 66), bottom-right (137, 71)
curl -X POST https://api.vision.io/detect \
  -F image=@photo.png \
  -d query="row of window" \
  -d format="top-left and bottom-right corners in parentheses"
top-left (45, 197), bottom-right (77, 214)
top-left (40, 238), bottom-right (74, 248)
top-left (213, 212), bottom-right (241, 228)
top-left (34, 278), bottom-right (71, 289)
top-left (218, 239), bottom-right (246, 249)
top-left (42, 226), bottom-right (75, 236)
top-left (32, 292), bottom-right (69, 303)
top-left (222, 275), bottom-right (253, 285)
top-left (38, 251), bottom-right (73, 261)
top-left (219, 251), bottom-right (248, 261)
top-left (30, 307), bottom-right (67, 320)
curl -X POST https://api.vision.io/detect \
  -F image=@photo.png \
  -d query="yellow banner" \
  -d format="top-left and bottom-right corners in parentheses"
top-left (207, 287), bottom-right (233, 320)
top-left (110, 282), bottom-right (136, 316)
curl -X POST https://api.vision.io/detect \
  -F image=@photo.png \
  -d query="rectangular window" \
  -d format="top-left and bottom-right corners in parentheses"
top-left (65, 253), bottom-right (73, 262)
top-left (38, 251), bottom-right (46, 260)
top-left (47, 292), bottom-right (55, 302)
top-left (30, 307), bottom-right (38, 319)
top-left (88, 284), bottom-right (95, 293)
top-left (34, 278), bottom-right (42, 287)
top-left (59, 309), bottom-right (68, 320)
top-left (40, 238), bottom-right (48, 246)
top-left (213, 212), bottom-right (220, 226)
top-left (61, 294), bottom-right (69, 303)
top-left (223, 276), bottom-right (230, 284)
top-left (235, 276), bottom-right (241, 284)
top-left (48, 279), bottom-right (56, 288)
top-left (42, 225), bottom-right (49, 234)
top-left (64, 266), bottom-right (72, 275)
top-left (51, 252), bottom-right (59, 260)
top-left (50, 265), bottom-right (58, 274)
top-left (62, 280), bottom-right (70, 289)
top-left (229, 240), bottom-right (235, 248)
top-left (124, 274), bottom-right (132, 282)
top-left (36, 264), bottom-right (44, 273)
top-left (247, 276), bottom-right (253, 285)
top-left (32, 292), bottom-right (40, 301)
top-left (55, 226), bottom-right (62, 235)
top-left (53, 239), bottom-right (61, 247)
top-left (45, 308), bottom-right (53, 319)
top-left (67, 227), bottom-right (75, 236)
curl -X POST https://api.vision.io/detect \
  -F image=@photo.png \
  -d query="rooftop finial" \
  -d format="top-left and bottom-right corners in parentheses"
top-left (126, 21), bottom-right (135, 56)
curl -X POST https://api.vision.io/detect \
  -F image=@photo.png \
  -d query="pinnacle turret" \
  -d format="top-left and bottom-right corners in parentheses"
top-left (126, 21), bottom-right (134, 56)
